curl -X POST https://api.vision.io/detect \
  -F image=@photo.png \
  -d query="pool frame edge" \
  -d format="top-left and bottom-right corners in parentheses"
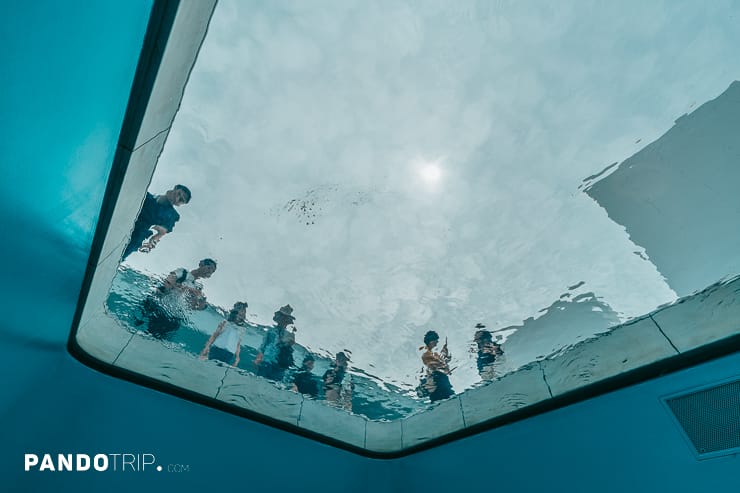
top-left (66, 0), bottom-right (740, 459)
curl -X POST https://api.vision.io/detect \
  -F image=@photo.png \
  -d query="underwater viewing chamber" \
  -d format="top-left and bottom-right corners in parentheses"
top-left (63, 0), bottom-right (740, 459)
top-left (7, 1), bottom-right (740, 492)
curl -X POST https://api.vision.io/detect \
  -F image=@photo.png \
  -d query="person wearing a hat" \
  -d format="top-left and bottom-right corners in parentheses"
top-left (323, 352), bottom-right (353, 411)
top-left (474, 324), bottom-right (503, 381)
top-left (420, 330), bottom-right (454, 402)
top-left (254, 304), bottom-right (297, 382)
top-left (290, 353), bottom-right (319, 398)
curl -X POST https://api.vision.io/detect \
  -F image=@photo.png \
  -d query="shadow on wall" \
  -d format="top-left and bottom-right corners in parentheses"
top-left (585, 80), bottom-right (740, 297)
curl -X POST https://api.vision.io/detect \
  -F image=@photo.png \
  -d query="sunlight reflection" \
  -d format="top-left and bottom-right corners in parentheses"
top-left (414, 158), bottom-right (445, 189)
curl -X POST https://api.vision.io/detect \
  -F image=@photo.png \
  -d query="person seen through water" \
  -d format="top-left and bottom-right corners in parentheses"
top-left (323, 351), bottom-right (353, 411)
top-left (140, 258), bottom-right (217, 339)
top-left (254, 304), bottom-right (296, 382)
top-left (291, 354), bottom-right (319, 398)
top-left (200, 301), bottom-right (248, 366)
top-left (159, 258), bottom-right (217, 310)
top-left (474, 324), bottom-right (503, 380)
top-left (122, 185), bottom-right (191, 260)
top-left (420, 330), bottom-right (454, 402)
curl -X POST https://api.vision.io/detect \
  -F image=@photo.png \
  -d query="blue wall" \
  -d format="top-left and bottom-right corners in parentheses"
top-left (1, 2), bottom-right (739, 492)
top-left (0, 0), bottom-right (152, 345)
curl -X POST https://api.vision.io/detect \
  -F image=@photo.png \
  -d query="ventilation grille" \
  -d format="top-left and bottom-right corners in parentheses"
top-left (665, 379), bottom-right (740, 458)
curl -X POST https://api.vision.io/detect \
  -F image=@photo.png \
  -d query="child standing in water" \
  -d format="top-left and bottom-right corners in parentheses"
top-left (200, 301), bottom-right (248, 366)
top-left (323, 352), bottom-right (353, 411)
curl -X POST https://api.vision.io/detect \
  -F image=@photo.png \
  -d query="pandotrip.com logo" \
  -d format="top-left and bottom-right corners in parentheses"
top-left (24, 453), bottom-right (191, 473)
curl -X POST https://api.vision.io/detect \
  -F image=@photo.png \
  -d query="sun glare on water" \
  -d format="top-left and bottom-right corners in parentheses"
top-left (415, 158), bottom-right (445, 188)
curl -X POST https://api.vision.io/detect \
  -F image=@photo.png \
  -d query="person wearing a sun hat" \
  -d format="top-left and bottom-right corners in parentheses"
top-left (254, 304), bottom-right (297, 382)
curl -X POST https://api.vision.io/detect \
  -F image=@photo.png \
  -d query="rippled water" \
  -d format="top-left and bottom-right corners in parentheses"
top-left (107, 266), bottom-right (427, 420)
top-left (105, 263), bottom-right (657, 419)
top-left (104, 265), bottom-right (740, 424)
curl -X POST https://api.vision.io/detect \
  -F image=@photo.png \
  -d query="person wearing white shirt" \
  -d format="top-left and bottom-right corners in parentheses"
top-left (200, 301), bottom-right (248, 366)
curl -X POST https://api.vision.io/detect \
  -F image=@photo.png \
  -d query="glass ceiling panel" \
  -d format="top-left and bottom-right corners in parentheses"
top-left (76, 0), bottom-right (740, 454)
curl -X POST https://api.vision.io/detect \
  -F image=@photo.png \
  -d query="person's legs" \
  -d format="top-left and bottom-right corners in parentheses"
top-left (479, 364), bottom-right (496, 381)
top-left (208, 346), bottom-right (235, 365)
top-left (257, 362), bottom-right (271, 378)
top-left (258, 362), bottom-right (285, 382)
top-left (142, 297), bottom-right (180, 339)
top-left (147, 316), bottom-right (179, 339)
top-left (429, 372), bottom-right (454, 402)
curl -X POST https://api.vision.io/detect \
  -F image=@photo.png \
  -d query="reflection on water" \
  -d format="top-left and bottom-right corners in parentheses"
top-left (104, 263), bottom-right (690, 421)
top-left (106, 261), bottom-right (670, 420)
top-left (108, 82), bottom-right (740, 420)
top-left (107, 266), bottom-right (425, 420)
top-left (102, 260), bottom-right (740, 427)
top-left (586, 81), bottom-right (740, 298)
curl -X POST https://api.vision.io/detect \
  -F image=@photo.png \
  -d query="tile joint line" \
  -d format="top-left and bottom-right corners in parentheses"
top-left (538, 360), bottom-right (554, 398)
top-left (400, 417), bottom-right (404, 448)
top-left (297, 398), bottom-right (304, 426)
top-left (112, 330), bottom-right (136, 365)
top-left (130, 126), bottom-right (172, 153)
top-left (458, 396), bottom-right (467, 428)
top-left (649, 314), bottom-right (680, 354)
top-left (214, 366), bottom-right (229, 399)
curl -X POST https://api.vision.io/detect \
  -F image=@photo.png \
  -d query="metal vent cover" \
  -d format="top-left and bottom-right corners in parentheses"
top-left (664, 377), bottom-right (740, 459)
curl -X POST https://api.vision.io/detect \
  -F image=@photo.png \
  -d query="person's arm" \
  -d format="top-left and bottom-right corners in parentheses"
top-left (254, 330), bottom-right (273, 365)
top-left (161, 269), bottom-right (181, 292)
top-left (494, 342), bottom-right (503, 356)
top-left (481, 341), bottom-right (503, 356)
top-left (139, 225), bottom-right (169, 252)
top-left (289, 370), bottom-right (300, 392)
top-left (422, 351), bottom-right (447, 371)
top-left (200, 321), bottom-right (226, 359)
top-left (441, 337), bottom-right (451, 362)
top-left (233, 336), bottom-right (242, 367)
top-left (189, 289), bottom-right (207, 310)
top-left (342, 377), bottom-right (353, 411)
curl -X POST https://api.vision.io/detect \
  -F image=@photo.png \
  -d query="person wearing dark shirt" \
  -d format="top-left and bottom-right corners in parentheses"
top-left (323, 352), bottom-right (352, 411)
top-left (291, 354), bottom-right (319, 398)
top-left (122, 185), bottom-right (191, 260)
top-left (474, 326), bottom-right (503, 381)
